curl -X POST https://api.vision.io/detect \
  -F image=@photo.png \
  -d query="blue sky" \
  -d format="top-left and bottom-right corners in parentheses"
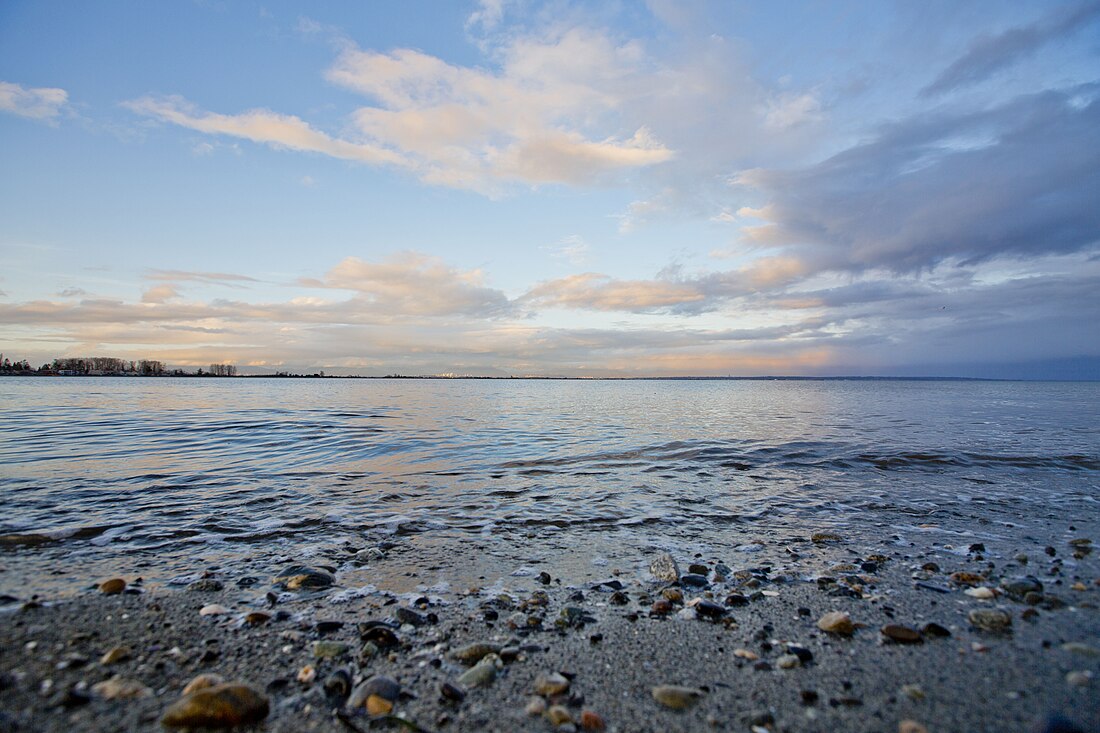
top-left (1, 0), bottom-right (1098, 376)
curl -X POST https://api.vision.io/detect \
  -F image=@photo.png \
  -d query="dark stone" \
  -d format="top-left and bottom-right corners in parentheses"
top-left (609, 591), bottom-right (629, 605)
top-left (592, 579), bottom-right (623, 591)
top-left (881, 625), bottom-right (922, 644)
top-left (787, 644), bottom-right (813, 663)
top-left (724, 593), bottom-right (749, 607)
top-left (395, 607), bottom-right (426, 627)
top-left (920, 622), bottom-right (951, 638)
top-left (800, 690), bottom-right (819, 706)
top-left (440, 682), bottom-right (465, 703)
top-left (860, 562), bottom-right (878, 573)
top-left (680, 573), bottom-right (709, 588)
top-left (537, 572), bottom-right (551, 585)
top-left (315, 620), bottom-right (344, 634)
top-left (1002, 576), bottom-right (1043, 601)
top-left (187, 579), bottom-right (225, 592)
top-left (969, 543), bottom-right (986, 553)
top-left (688, 563), bottom-right (709, 575)
top-left (358, 621), bottom-right (401, 648)
top-left (323, 669), bottom-right (352, 699)
top-left (694, 600), bottom-right (727, 619)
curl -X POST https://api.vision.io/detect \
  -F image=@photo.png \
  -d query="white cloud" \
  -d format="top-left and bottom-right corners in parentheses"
top-left (545, 235), bottom-right (589, 265)
top-left (466, 0), bottom-right (508, 33)
top-left (124, 95), bottom-right (407, 167)
top-left (125, 25), bottom-right (675, 194)
top-left (0, 81), bottom-right (68, 122)
top-left (141, 284), bottom-right (181, 304)
top-left (309, 252), bottom-right (515, 318)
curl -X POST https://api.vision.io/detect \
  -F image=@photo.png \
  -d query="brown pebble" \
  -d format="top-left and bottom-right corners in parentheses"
top-left (99, 579), bottom-right (126, 595)
top-left (881, 625), bottom-right (922, 644)
top-left (651, 685), bottom-right (704, 709)
top-left (545, 705), bottom-right (572, 725)
top-left (366, 694), bottom-right (393, 716)
top-left (160, 683), bottom-right (269, 728)
top-left (899, 721), bottom-right (929, 733)
top-left (100, 646), bottom-right (131, 665)
top-left (535, 672), bottom-right (570, 696)
top-left (949, 571), bottom-right (984, 587)
top-left (182, 674), bottom-right (225, 695)
top-left (817, 611), bottom-right (855, 636)
top-left (580, 709), bottom-right (606, 731)
top-left (244, 612), bottom-right (271, 626)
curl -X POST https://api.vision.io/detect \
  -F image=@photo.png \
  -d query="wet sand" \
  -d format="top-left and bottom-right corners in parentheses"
top-left (2, 527), bottom-right (1097, 733)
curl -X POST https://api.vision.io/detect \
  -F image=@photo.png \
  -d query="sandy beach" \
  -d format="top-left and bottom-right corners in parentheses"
top-left (2, 524), bottom-right (1096, 733)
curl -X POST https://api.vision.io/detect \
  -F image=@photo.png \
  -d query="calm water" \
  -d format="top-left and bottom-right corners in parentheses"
top-left (1, 378), bottom-right (1098, 593)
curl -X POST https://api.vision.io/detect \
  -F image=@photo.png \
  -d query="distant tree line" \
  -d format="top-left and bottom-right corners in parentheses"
top-left (0, 354), bottom-right (237, 377)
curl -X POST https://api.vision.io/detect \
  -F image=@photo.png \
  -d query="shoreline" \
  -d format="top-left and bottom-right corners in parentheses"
top-left (2, 529), bottom-right (1097, 732)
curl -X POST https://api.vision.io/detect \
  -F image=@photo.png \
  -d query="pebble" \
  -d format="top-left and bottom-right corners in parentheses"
top-left (526, 696), bottom-right (548, 716)
top-left (535, 672), bottom-right (571, 696)
top-left (812, 532), bottom-right (842, 543)
top-left (817, 611), bottom-right (855, 636)
top-left (297, 665), bottom-right (316, 684)
top-left (580, 710), bottom-right (606, 731)
top-left (244, 611), bottom-right (271, 626)
top-left (187, 579), bottom-right (225, 592)
top-left (1002, 577), bottom-right (1043, 600)
top-left (898, 721), bottom-right (929, 733)
top-left (183, 674), bottom-right (225, 695)
top-left (100, 646), bottom-right (130, 665)
top-left (545, 705), bottom-right (572, 726)
top-left (680, 573), bottom-right (709, 588)
top-left (272, 565), bottom-right (335, 591)
top-left (98, 579), bottom-right (126, 595)
top-left (949, 572), bottom-right (984, 586)
top-left (348, 675), bottom-right (401, 714)
top-left (786, 644), bottom-right (813, 663)
top-left (694, 599), bottom-right (727, 619)
top-left (358, 623), bottom-right (400, 649)
top-left (965, 587), bottom-right (997, 599)
top-left (881, 625), bottom-right (923, 644)
top-left (724, 593), bottom-right (749, 607)
top-left (312, 641), bottom-right (350, 659)
top-left (395, 607), bottom-right (426, 626)
top-left (1066, 671), bottom-right (1092, 687)
top-left (199, 604), bottom-right (231, 616)
top-left (688, 563), bottom-right (709, 575)
top-left (161, 683), bottom-right (269, 728)
top-left (900, 684), bottom-right (925, 700)
top-left (920, 622), bottom-right (951, 638)
top-left (733, 648), bottom-right (759, 661)
top-left (91, 675), bottom-right (152, 700)
top-left (451, 642), bottom-right (501, 665)
top-left (777, 654), bottom-right (801, 669)
top-left (457, 654), bottom-right (499, 687)
top-left (968, 609), bottom-right (1012, 632)
top-left (650, 553), bottom-right (680, 582)
top-left (1061, 642), bottom-right (1100, 657)
top-left (651, 685), bottom-right (704, 709)
top-left (662, 588), bottom-right (684, 604)
top-left (440, 681), bottom-right (466, 703)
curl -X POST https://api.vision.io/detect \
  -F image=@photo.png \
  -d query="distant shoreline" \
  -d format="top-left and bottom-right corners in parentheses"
top-left (3, 373), bottom-right (1093, 382)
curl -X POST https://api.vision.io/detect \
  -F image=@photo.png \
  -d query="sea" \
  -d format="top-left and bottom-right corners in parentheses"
top-left (1, 378), bottom-right (1097, 597)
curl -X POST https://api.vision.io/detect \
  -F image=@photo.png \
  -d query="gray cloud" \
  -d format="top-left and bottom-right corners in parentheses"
top-left (922, 1), bottom-right (1100, 98)
top-left (736, 84), bottom-right (1100, 274)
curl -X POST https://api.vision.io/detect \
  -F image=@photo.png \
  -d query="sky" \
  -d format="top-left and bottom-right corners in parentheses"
top-left (1, 0), bottom-right (1098, 378)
